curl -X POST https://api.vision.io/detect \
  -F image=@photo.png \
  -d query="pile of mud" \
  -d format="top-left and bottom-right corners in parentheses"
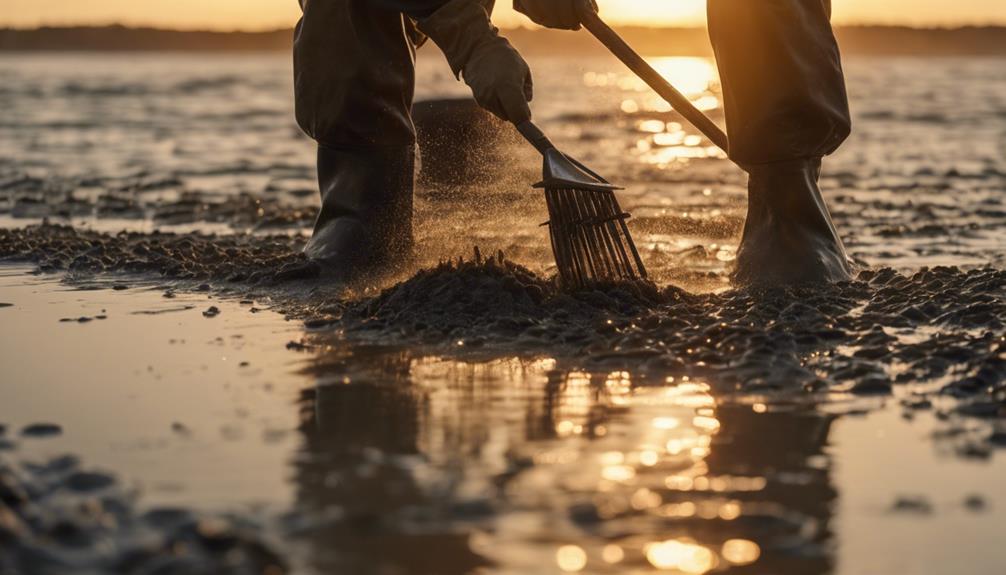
top-left (340, 249), bottom-right (662, 347)
top-left (332, 258), bottom-right (1005, 408)
top-left (0, 451), bottom-right (285, 575)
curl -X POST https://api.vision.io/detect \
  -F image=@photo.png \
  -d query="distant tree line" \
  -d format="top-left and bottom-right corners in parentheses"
top-left (1, 24), bottom-right (1004, 56)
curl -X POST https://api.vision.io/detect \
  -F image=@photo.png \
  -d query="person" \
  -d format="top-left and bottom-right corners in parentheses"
top-left (294, 0), bottom-right (852, 285)
top-left (708, 0), bottom-right (853, 284)
top-left (294, 0), bottom-right (588, 279)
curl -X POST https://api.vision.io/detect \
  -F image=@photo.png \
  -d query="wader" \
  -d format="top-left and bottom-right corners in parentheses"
top-left (294, 0), bottom-right (422, 267)
top-left (708, 0), bottom-right (853, 283)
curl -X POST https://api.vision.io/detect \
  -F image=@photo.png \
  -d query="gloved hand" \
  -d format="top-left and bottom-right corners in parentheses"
top-left (419, 0), bottom-right (533, 123)
top-left (513, 0), bottom-right (598, 30)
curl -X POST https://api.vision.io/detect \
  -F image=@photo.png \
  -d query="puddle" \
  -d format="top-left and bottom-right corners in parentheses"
top-left (0, 265), bottom-right (305, 510)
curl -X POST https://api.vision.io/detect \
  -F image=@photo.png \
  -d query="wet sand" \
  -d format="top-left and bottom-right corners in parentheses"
top-left (3, 224), bottom-right (1003, 407)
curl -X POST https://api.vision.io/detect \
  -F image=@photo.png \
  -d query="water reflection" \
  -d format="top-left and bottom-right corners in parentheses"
top-left (598, 57), bottom-right (729, 167)
top-left (590, 57), bottom-right (719, 99)
top-left (294, 347), bottom-right (834, 574)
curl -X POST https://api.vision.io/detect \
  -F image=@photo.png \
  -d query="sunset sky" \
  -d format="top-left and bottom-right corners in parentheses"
top-left (3, 0), bottom-right (1005, 30)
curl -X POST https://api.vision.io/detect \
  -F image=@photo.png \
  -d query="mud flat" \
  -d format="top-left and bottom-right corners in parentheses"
top-left (1, 213), bottom-right (1006, 575)
top-left (3, 222), bottom-right (1004, 417)
top-left (1, 261), bottom-right (1005, 574)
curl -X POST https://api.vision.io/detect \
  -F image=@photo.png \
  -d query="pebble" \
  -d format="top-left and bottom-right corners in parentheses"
top-left (890, 495), bottom-right (933, 514)
top-left (988, 431), bottom-right (1006, 446)
top-left (65, 471), bottom-right (116, 492)
top-left (171, 422), bottom-right (192, 436)
top-left (850, 376), bottom-right (894, 395)
top-left (21, 423), bottom-right (63, 437)
top-left (964, 494), bottom-right (987, 512)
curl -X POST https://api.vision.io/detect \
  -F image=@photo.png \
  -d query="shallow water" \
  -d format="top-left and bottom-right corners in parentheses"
top-left (0, 266), bottom-right (303, 510)
top-left (1, 50), bottom-right (1005, 574)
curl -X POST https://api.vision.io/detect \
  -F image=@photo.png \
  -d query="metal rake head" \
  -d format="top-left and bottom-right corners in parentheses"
top-left (535, 149), bottom-right (648, 289)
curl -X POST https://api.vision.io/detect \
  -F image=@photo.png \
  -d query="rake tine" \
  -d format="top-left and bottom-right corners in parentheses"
top-left (590, 191), bottom-right (634, 280)
top-left (555, 189), bottom-right (587, 285)
top-left (564, 188), bottom-right (594, 285)
top-left (586, 191), bottom-right (625, 279)
top-left (549, 190), bottom-right (577, 286)
top-left (606, 192), bottom-right (647, 279)
top-left (569, 189), bottom-right (607, 280)
top-left (583, 189), bottom-right (619, 279)
top-left (543, 191), bottom-right (566, 283)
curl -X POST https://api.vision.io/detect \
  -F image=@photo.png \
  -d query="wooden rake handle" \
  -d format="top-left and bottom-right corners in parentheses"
top-left (578, 4), bottom-right (730, 153)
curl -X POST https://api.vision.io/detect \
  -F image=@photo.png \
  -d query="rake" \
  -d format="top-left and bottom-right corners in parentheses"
top-left (516, 120), bottom-right (647, 289)
top-left (516, 1), bottom-right (731, 290)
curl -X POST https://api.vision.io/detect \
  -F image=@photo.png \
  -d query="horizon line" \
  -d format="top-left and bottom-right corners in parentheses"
top-left (3, 21), bottom-right (1006, 34)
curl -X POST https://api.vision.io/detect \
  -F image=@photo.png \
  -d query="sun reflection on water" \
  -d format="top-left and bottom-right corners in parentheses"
top-left (304, 355), bottom-right (778, 573)
top-left (556, 544), bottom-right (588, 572)
top-left (645, 539), bottom-right (718, 573)
top-left (589, 57), bottom-right (730, 167)
top-left (535, 370), bottom-right (761, 573)
top-left (722, 538), bottom-right (762, 566)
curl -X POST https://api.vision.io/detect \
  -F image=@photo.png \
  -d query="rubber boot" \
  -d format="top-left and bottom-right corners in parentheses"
top-left (733, 158), bottom-right (852, 285)
top-left (289, 0), bottom-right (418, 282)
top-left (303, 145), bottom-right (415, 276)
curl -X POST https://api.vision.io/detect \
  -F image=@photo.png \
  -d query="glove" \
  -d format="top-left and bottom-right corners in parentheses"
top-left (513, 0), bottom-right (598, 31)
top-left (419, 0), bottom-right (533, 123)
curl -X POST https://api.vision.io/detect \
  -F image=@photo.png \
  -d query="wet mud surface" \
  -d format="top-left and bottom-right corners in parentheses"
top-left (2, 223), bottom-right (1003, 442)
top-left (339, 258), bottom-right (1006, 403)
top-left (2, 53), bottom-right (1005, 574)
top-left (0, 224), bottom-right (306, 281)
top-left (3, 223), bottom-right (1004, 573)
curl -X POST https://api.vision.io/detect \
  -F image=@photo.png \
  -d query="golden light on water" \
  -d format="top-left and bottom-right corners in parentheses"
top-left (645, 539), bottom-right (718, 573)
top-left (554, 371), bottom-right (593, 436)
top-left (538, 373), bottom-right (754, 575)
top-left (722, 539), bottom-right (762, 565)
top-left (647, 57), bottom-right (719, 97)
top-left (630, 487), bottom-right (663, 510)
top-left (652, 416), bottom-right (681, 430)
top-left (601, 464), bottom-right (637, 482)
top-left (639, 449), bottom-right (660, 466)
top-left (591, 57), bottom-right (729, 167)
top-left (556, 545), bottom-right (588, 572)
top-left (602, 544), bottom-right (625, 564)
